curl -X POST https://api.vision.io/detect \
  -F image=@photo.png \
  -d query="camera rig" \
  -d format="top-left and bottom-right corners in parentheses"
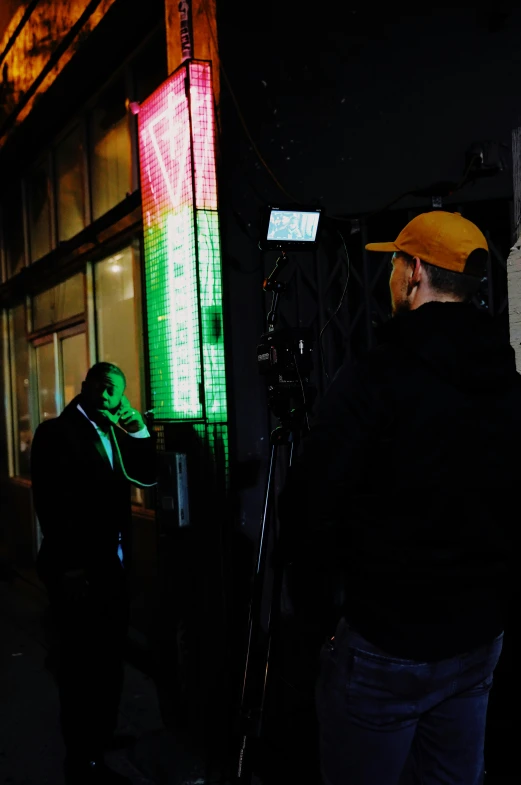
top-left (257, 325), bottom-right (314, 419)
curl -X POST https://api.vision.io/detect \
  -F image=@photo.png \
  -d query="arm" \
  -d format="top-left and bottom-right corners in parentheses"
top-left (31, 421), bottom-right (87, 572)
top-left (96, 397), bottom-right (158, 487)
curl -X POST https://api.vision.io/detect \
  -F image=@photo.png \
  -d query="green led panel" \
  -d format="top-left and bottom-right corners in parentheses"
top-left (138, 64), bottom-right (202, 419)
top-left (139, 60), bottom-right (229, 475)
top-left (197, 210), bottom-right (227, 421)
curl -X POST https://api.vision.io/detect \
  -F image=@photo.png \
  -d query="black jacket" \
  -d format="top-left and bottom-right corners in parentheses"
top-left (279, 301), bottom-right (521, 661)
top-left (31, 396), bottom-right (156, 582)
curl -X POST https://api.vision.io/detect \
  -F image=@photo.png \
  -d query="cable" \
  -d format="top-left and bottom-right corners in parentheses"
top-left (290, 351), bottom-right (310, 434)
top-left (201, 0), bottom-right (302, 205)
top-left (110, 424), bottom-right (158, 488)
top-left (319, 230), bottom-right (350, 383)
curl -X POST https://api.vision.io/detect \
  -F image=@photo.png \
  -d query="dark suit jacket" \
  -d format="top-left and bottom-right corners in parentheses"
top-left (31, 396), bottom-right (156, 582)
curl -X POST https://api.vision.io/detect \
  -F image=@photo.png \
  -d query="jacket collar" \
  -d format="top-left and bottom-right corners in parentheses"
top-left (61, 396), bottom-right (114, 470)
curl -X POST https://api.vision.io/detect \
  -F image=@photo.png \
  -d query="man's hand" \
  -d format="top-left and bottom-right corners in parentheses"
top-left (116, 396), bottom-right (146, 433)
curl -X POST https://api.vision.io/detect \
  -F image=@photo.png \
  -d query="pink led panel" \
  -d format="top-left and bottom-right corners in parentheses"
top-left (138, 66), bottom-right (194, 220)
top-left (189, 61), bottom-right (218, 210)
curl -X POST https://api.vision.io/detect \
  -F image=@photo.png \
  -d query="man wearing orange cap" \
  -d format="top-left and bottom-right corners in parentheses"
top-left (279, 211), bottom-right (519, 785)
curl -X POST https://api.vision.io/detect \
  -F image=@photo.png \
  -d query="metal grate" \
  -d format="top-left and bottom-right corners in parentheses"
top-left (138, 60), bottom-right (229, 476)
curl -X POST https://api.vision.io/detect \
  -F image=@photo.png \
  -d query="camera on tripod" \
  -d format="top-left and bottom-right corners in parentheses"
top-left (236, 204), bottom-right (324, 782)
top-left (257, 326), bottom-right (314, 417)
top-left (256, 204), bottom-right (323, 418)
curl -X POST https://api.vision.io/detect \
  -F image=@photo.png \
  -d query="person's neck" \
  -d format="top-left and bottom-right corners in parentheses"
top-left (79, 399), bottom-right (110, 431)
top-left (410, 290), bottom-right (464, 311)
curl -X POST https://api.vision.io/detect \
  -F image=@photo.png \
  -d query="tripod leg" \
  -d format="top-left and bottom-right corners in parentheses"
top-left (236, 434), bottom-right (281, 783)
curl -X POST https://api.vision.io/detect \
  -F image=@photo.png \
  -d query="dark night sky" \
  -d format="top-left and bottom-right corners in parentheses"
top-left (217, 3), bottom-right (521, 221)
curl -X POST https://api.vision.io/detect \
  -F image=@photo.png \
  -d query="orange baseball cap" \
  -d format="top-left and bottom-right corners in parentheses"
top-left (365, 211), bottom-right (488, 278)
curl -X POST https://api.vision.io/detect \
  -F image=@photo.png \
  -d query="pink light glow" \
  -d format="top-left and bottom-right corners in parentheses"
top-left (189, 62), bottom-right (218, 211)
top-left (137, 61), bottom-right (217, 217)
top-left (138, 67), bottom-right (193, 220)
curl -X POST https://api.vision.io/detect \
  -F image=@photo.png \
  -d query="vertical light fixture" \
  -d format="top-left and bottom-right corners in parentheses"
top-left (138, 60), bottom-right (228, 473)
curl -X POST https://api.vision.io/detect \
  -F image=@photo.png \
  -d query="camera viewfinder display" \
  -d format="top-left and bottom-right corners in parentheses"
top-left (265, 208), bottom-right (321, 248)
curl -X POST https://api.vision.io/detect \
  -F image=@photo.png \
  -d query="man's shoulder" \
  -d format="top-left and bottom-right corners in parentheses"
top-left (35, 406), bottom-right (79, 437)
top-left (339, 341), bottom-right (405, 382)
top-left (35, 416), bottom-right (60, 433)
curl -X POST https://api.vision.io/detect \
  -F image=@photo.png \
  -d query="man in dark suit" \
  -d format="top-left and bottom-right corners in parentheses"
top-left (31, 361), bottom-right (156, 785)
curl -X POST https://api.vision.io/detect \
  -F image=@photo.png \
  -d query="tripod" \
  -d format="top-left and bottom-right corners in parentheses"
top-left (235, 251), bottom-right (312, 783)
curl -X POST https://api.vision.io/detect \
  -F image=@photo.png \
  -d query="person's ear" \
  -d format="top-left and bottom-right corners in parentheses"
top-left (413, 257), bottom-right (422, 282)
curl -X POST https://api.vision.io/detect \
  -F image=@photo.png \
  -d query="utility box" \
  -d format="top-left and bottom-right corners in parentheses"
top-left (156, 451), bottom-right (190, 531)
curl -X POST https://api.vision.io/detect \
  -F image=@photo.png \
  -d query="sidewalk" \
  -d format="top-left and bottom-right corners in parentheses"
top-left (0, 560), bottom-right (229, 785)
top-left (1, 555), bottom-right (516, 785)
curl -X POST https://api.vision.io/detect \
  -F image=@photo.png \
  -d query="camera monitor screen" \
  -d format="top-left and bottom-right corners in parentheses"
top-left (263, 206), bottom-right (322, 250)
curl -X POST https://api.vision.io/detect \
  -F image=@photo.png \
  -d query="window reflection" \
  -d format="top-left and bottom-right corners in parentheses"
top-left (11, 305), bottom-right (32, 476)
top-left (95, 247), bottom-right (143, 505)
top-left (90, 79), bottom-right (131, 221)
top-left (32, 274), bottom-right (85, 330)
top-left (3, 182), bottom-right (26, 278)
top-left (62, 333), bottom-right (88, 406)
top-left (56, 125), bottom-right (86, 242)
top-left (36, 342), bottom-right (58, 422)
top-left (95, 247), bottom-right (141, 413)
top-left (27, 160), bottom-right (52, 262)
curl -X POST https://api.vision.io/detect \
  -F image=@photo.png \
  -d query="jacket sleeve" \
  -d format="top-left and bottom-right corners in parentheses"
top-left (31, 420), bottom-right (88, 572)
top-left (277, 353), bottom-right (388, 566)
top-left (31, 421), bottom-right (67, 538)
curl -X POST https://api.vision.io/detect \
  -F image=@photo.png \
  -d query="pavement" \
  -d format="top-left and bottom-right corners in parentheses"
top-left (0, 553), bottom-right (518, 785)
top-left (0, 558), bottom-right (232, 785)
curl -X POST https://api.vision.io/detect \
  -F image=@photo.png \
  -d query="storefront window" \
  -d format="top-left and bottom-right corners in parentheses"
top-left (10, 305), bottom-right (32, 476)
top-left (27, 159), bottom-right (52, 262)
top-left (95, 246), bottom-right (141, 412)
top-left (61, 332), bottom-right (88, 406)
top-left (36, 341), bottom-right (58, 422)
top-left (95, 246), bottom-right (143, 505)
top-left (56, 125), bottom-right (86, 242)
top-left (3, 182), bottom-right (26, 278)
top-left (90, 79), bottom-right (131, 221)
top-left (32, 274), bottom-right (85, 330)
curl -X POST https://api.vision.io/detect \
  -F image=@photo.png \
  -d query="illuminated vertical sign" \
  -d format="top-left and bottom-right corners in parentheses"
top-left (138, 60), bottom-right (227, 428)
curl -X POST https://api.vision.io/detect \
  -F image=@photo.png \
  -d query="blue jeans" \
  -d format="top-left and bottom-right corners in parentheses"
top-left (316, 618), bottom-right (503, 785)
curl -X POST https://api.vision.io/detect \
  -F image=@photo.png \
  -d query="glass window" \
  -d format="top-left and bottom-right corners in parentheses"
top-left (10, 305), bottom-right (32, 476)
top-left (27, 159), bottom-right (52, 262)
top-left (36, 341), bottom-right (58, 422)
top-left (90, 79), bottom-right (132, 221)
top-left (95, 247), bottom-right (141, 412)
top-left (55, 125), bottom-right (86, 242)
top-left (32, 274), bottom-right (85, 331)
top-left (3, 182), bottom-right (26, 278)
top-left (61, 332), bottom-right (88, 406)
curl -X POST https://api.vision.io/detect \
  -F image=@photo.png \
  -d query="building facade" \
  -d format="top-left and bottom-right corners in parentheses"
top-left (0, 0), bottom-right (234, 747)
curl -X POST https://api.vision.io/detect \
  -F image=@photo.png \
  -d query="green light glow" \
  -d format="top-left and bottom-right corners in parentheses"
top-left (139, 60), bottom-right (228, 479)
top-left (167, 208), bottom-right (202, 417)
top-left (197, 210), bottom-right (227, 421)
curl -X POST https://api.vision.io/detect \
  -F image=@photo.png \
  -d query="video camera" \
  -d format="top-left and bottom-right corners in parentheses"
top-left (257, 205), bottom-right (323, 417)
